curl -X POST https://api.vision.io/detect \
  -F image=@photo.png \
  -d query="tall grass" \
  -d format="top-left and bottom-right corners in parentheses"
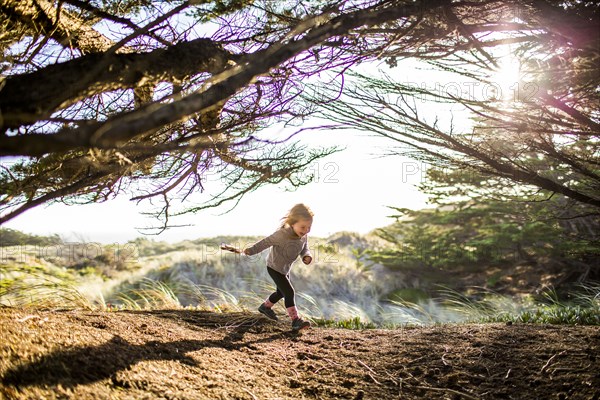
top-left (3, 239), bottom-right (598, 327)
top-left (0, 264), bottom-right (94, 310)
top-left (116, 278), bottom-right (182, 310)
top-left (440, 285), bottom-right (600, 325)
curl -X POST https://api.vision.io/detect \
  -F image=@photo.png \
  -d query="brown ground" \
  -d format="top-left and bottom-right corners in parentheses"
top-left (0, 308), bottom-right (598, 400)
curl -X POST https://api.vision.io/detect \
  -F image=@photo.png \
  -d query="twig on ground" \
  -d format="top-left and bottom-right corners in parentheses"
top-left (541, 351), bottom-right (567, 373)
top-left (16, 315), bottom-right (41, 323)
top-left (413, 385), bottom-right (480, 400)
top-left (357, 360), bottom-right (382, 385)
top-left (382, 368), bottom-right (399, 386)
top-left (357, 360), bottom-right (376, 374)
top-left (407, 355), bottom-right (428, 365)
top-left (291, 368), bottom-right (300, 379)
top-left (242, 388), bottom-right (258, 400)
top-left (442, 352), bottom-right (452, 366)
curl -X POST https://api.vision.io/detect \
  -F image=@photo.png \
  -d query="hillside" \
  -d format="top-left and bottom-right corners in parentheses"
top-left (2, 228), bottom-right (600, 329)
top-left (1, 307), bottom-right (598, 399)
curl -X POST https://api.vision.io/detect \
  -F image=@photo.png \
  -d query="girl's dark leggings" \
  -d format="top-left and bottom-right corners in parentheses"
top-left (266, 266), bottom-right (295, 308)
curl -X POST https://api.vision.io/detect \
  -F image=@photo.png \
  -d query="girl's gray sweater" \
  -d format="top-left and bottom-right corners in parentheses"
top-left (245, 225), bottom-right (311, 275)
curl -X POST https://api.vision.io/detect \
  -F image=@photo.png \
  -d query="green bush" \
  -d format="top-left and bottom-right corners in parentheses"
top-left (311, 316), bottom-right (377, 330)
top-left (446, 285), bottom-right (600, 326)
top-left (0, 228), bottom-right (62, 247)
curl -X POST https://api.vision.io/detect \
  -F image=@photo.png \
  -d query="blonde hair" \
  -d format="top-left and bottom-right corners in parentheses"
top-left (281, 203), bottom-right (314, 228)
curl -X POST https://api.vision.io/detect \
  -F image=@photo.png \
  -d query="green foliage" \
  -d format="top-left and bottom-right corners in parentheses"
top-left (90, 0), bottom-right (154, 17)
top-left (490, 305), bottom-right (600, 325)
top-left (191, 0), bottom-right (256, 22)
top-left (1, 229), bottom-right (141, 279)
top-left (311, 316), bottom-right (377, 330)
top-left (116, 278), bottom-right (183, 310)
top-left (0, 228), bottom-right (62, 247)
top-left (385, 288), bottom-right (429, 304)
top-left (370, 167), bottom-right (600, 274)
top-left (3, 226), bottom-right (597, 327)
top-left (350, 247), bottom-right (371, 271)
top-left (0, 264), bottom-right (94, 310)
top-left (443, 285), bottom-right (600, 326)
top-left (317, 242), bottom-right (337, 255)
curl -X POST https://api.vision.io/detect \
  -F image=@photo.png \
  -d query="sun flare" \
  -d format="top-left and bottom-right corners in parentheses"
top-left (494, 54), bottom-right (522, 101)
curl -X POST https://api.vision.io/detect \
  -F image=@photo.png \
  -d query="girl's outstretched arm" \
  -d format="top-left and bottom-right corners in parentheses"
top-left (220, 243), bottom-right (244, 254)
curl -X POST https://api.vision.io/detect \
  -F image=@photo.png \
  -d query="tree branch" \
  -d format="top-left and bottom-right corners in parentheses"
top-left (0, 38), bottom-right (234, 133)
top-left (0, 0), bottom-right (116, 53)
top-left (0, 0), bottom-right (450, 156)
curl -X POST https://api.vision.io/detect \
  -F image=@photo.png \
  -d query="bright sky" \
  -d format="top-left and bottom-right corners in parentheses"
top-left (2, 127), bottom-right (430, 243)
top-left (1, 5), bottom-right (527, 244)
top-left (3, 49), bottom-right (519, 244)
top-left (1, 0), bottom-right (531, 245)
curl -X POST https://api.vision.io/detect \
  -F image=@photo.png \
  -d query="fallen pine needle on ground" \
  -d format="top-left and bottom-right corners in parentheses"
top-left (1, 308), bottom-right (598, 399)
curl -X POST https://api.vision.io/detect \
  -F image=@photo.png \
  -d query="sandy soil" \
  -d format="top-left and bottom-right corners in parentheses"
top-left (1, 307), bottom-right (598, 399)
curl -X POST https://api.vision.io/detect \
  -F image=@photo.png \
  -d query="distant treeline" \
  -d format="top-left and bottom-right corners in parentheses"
top-left (0, 228), bottom-right (63, 247)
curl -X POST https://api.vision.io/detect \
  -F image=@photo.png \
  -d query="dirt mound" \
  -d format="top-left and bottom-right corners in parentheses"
top-left (1, 308), bottom-right (598, 399)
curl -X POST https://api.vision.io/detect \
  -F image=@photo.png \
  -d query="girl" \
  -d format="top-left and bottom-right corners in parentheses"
top-left (223, 204), bottom-right (313, 331)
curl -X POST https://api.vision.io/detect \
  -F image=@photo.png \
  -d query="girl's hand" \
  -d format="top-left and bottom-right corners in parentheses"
top-left (221, 243), bottom-right (243, 254)
top-left (302, 255), bottom-right (312, 265)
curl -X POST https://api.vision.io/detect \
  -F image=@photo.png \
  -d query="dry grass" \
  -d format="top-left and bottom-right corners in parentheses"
top-left (1, 308), bottom-right (598, 400)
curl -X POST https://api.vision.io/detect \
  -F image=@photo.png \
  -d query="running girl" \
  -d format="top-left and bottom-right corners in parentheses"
top-left (223, 204), bottom-right (313, 331)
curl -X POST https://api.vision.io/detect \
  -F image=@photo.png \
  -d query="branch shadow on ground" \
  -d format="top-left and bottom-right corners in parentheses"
top-left (2, 311), bottom-right (293, 389)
